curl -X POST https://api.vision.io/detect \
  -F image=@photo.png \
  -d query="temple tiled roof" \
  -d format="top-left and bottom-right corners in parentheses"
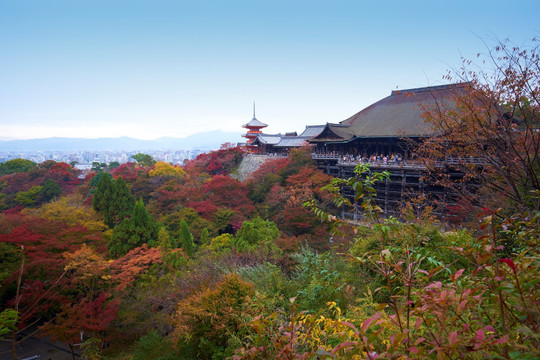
top-left (275, 136), bottom-right (310, 147)
top-left (309, 123), bottom-right (354, 142)
top-left (300, 125), bottom-right (325, 137)
top-left (310, 83), bottom-right (467, 142)
top-left (254, 134), bottom-right (282, 145)
top-left (243, 117), bottom-right (268, 128)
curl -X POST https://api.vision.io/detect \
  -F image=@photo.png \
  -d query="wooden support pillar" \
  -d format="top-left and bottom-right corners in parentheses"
top-left (401, 170), bottom-right (406, 201)
top-left (384, 177), bottom-right (389, 215)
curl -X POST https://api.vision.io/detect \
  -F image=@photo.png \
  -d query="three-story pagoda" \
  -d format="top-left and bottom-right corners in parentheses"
top-left (242, 103), bottom-right (268, 153)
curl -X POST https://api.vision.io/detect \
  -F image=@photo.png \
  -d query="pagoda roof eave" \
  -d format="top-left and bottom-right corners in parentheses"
top-left (243, 117), bottom-right (268, 128)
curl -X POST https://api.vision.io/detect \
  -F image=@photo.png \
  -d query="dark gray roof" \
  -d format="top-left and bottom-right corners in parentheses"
top-left (275, 136), bottom-right (310, 147)
top-left (309, 123), bottom-right (354, 142)
top-left (243, 117), bottom-right (268, 128)
top-left (300, 125), bottom-right (325, 138)
top-left (254, 134), bottom-right (282, 145)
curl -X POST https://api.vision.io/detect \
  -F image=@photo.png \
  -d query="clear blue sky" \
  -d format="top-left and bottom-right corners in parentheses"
top-left (1, 0), bottom-right (538, 140)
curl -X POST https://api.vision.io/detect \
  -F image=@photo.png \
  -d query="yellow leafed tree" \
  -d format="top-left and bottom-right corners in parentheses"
top-left (23, 194), bottom-right (107, 231)
top-left (64, 244), bottom-right (111, 299)
top-left (148, 161), bottom-right (186, 178)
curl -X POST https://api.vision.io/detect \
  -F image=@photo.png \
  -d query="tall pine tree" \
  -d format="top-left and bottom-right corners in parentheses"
top-left (111, 177), bottom-right (135, 226)
top-left (92, 175), bottom-right (135, 228)
top-left (92, 173), bottom-right (115, 227)
top-left (199, 227), bottom-right (209, 246)
top-left (179, 219), bottom-right (194, 257)
top-left (157, 227), bottom-right (178, 250)
top-left (108, 198), bottom-right (159, 257)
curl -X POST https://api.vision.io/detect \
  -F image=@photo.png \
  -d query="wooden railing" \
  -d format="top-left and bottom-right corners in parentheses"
top-left (312, 153), bottom-right (487, 167)
top-left (312, 153), bottom-right (340, 160)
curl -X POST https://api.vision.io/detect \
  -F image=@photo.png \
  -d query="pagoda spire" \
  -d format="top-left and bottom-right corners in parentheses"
top-left (253, 101), bottom-right (256, 119)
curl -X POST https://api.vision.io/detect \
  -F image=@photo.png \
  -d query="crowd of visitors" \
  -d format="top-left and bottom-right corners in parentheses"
top-left (340, 153), bottom-right (404, 165)
top-left (312, 151), bottom-right (407, 166)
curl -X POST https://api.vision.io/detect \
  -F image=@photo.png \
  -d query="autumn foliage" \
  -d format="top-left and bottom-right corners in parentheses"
top-left (1, 39), bottom-right (539, 359)
top-left (416, 38), bottom-right (539, 215)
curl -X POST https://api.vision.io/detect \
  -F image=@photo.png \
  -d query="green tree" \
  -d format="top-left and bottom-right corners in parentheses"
top-left (15, 185), bottom-right (43, 206)
top-left (92, 173), bottom-right (115, 227)
top-left (108, 199), bottom-right (159, 257)
top-left (204, 233), bottom-right (234, 253)
top-left (235, 217), bottom-right (279, 248)
top-left (91, 162), bottom-right (107, 173)
top-left (0, 242), bottom-right (22, 287)
top-left (0, 159), bottom-right (37, 176)
top-left (199, 227), bottom-right (209, 246)
top-left (131, 153), bottom-right (156, 167)
top-left (292, 247), bottom-right (349, 311)
top-left (111, 177), bottom-right (135, 226)
top-left (92, 175), bottom-right (135, 228)
top-left (108, 161), bottom-right (121, 169)
top-left (157, 227), bottom-right (174, 250)
top-left (40, 179), bottom-right (62, 203)
top-left (132, 330), bottom-right (176, 360)
top-left (88, 171), bottom-right (107, 188)
top-left (179, 219), bottom-right (194, 257)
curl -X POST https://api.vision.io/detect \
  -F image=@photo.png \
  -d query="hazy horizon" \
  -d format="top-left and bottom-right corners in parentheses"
top-left (0, 129), bottom-right (243, 142)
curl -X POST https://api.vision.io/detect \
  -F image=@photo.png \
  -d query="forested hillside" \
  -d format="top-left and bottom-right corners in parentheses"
top-left (0, 141), bottom-right (538, 359)
top-left (0, 145), bottom-right (338, 359)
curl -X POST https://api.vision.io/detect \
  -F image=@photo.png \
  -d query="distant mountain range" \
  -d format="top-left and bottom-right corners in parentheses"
top-left (0, 131), bottom-right (244, 152)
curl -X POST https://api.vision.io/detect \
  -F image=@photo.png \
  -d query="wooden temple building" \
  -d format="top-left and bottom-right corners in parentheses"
top-left (244, 84), bottom-right (468, 217)
top-left (308, 84), bottom-right (467, 217)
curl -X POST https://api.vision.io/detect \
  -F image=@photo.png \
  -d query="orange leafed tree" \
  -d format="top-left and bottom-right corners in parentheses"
top-left (110, 244), bottom-right (163, 291)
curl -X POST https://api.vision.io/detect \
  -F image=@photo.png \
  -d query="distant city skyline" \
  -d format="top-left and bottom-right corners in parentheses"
top-left (1, 0), bottom-right (538, 140)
